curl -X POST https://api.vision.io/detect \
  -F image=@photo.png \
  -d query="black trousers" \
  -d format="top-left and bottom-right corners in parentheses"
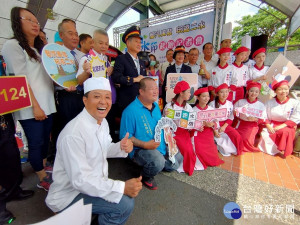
top-left (0, 114), bottom-right (23, 209)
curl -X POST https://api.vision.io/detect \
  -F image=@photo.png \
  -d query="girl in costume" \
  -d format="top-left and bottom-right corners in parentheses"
top-left (231, 46), bottom-right (250, 104)
top-left (258, 80), bottom-right (300, 157)
top-left (192, 87), bottom-right (224, 167)
top-left (249, 48), bottom-right (269, 83)
top-left (234, 81), bottom-right (267, 152)
top-left (208, 47), bottom-right (235, 101)
top-left (208, 83), bottom-right (243, 156)
top-left (164, 81), bottom-right (200, 176)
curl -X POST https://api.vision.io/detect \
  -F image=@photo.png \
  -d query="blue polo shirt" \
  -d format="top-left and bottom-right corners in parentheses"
top-left (120, 97), bottom-right (166, 158)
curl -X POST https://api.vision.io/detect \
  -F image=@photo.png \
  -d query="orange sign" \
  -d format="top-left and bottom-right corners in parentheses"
top-left (0, 76), bottom-right (31, 115)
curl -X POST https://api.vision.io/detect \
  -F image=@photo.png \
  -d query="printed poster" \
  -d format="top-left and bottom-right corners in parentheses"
top-left (166, 73), bottom-right (198, 103)
top-left (42, 43), bottom-right (78, 88)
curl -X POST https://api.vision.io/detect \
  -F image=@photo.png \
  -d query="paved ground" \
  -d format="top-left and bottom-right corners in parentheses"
top-left (6, 157), bottom-right (300, 225)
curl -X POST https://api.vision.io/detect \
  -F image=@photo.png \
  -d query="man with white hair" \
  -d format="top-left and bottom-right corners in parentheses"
top-left (46, 77), bottom-right (142, 225)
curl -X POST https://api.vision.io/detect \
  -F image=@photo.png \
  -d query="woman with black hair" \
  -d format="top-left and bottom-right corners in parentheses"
top-left (2, 7), bottom-right (56, 191)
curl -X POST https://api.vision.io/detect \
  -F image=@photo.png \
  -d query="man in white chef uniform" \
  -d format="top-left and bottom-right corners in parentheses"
top-left (46, 77), bottom-right (142, 225)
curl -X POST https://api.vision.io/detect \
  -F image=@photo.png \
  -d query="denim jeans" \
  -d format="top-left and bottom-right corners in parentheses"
top-left (132, 149), bottom-right (183, 178)
top-left (67, 193), bottom-right (134, 225)
top-left (19, 114), bottom-right (53, 172)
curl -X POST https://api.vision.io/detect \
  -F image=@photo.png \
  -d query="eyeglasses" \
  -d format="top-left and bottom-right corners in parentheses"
top-left (20, 17), bottom-right (40, 26)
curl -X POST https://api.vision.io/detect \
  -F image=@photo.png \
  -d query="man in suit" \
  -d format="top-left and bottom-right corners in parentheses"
top-left (112, 26), bottom-right (146, 112)
top-left (162, 45), bottom-right (192, 105)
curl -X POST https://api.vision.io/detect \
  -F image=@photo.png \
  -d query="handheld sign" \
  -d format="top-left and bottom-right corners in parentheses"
top-left (87, 49), bottom-right (107, 78)
top-left (0, 76), bottom-right (31, 115)
top-left (235, 104), bottom-right (266, 120)
top-left (166, 73), bottom-right (198, 103)
top-left (166, 108), bottom-right (227, 130)
top-left (42, 43), bottom-right (78, 88)
top-left (259, 54), bottom-right (300, 103)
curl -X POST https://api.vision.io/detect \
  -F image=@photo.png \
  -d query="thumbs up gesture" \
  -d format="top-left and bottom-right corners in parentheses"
top-left (120, 132), bottom-right (133, 153)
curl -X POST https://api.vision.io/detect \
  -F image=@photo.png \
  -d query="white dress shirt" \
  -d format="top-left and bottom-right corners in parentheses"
top-left (46, 108), bottom-right (127, 212)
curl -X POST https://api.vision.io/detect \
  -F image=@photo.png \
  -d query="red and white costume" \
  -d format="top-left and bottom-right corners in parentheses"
top-left (258, 97), bottom-right (300, 156)
top-left (234, 98), bottom-right (267, 152)
top-left (192, 105), bottom-right (224, 167)
top-left (208, 64), bottom-right (234, 101)
top-left (244, 59), bottom-right (255, 69)
top-left (208, 100), bottom-right (243, 156)
top-left (164, 102), bottom-right (204, 175)
top-left (249, 65), bottom-right (269, 81)
top-left (231, 63), bottom-right (249, 104)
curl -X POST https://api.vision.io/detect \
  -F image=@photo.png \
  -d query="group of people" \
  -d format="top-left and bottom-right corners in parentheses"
top-left (0, 6), bottom-right (299, 225)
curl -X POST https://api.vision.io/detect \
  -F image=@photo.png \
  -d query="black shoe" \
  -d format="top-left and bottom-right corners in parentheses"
top-left (142, 177), bottom-right (158, 190)
top-left (0, 209), bottom-right (15, 225)
top-left (10, 190), bottom-right (34, 201)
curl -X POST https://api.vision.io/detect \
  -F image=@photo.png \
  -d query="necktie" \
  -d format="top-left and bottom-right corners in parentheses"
top-left (134, 59), bottom-right (140, 75)
top-left (70, 50), bottom-right (78, 69)
top-left (169, 63), bottom-right (171, 66)
top-left (176, 67), bottom-right (181, 73)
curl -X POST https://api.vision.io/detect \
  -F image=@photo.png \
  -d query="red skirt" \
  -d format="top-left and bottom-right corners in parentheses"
top-left (269, 121), bottom-right (295, 157)
top-left (236, 120), bottom-right (260, 152)
top-left (219, 121), bottom-right (243, 155)
top-left (194, 127), bottom-right (224, 167)
top-left (174, 128), bottom-right (196, 176)
top-left (233, 86), bottom-right (244, 105)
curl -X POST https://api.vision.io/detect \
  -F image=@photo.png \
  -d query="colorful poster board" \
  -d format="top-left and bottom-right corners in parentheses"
top-left (154, 117), bottom-right (178, 163)
top-left (166, 73), bottom-right (198, 103)
top-left (140, 12), bottom-right (214, 63)
top-left (42, 43), bottom-right (78, 88)
top-left (87, 49), bottom-right (107, 78)
top-left (166, 108), bottom-right (227, 130)
top-left (258, 54), bottom-right (300, 103)
top-left (0, 76), bottom-right (31, 115)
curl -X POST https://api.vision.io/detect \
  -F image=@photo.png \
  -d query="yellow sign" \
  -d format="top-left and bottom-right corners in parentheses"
top-left (90, 55), bottom-right (107, 78)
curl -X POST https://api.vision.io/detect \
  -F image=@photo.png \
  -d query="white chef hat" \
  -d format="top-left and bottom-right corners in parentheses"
top-left (83, 77), bottom-right (111, 94)
top-left (241, 35), bottom-right (251, 49)
top-left (221, 22), bottom-right (232, 41)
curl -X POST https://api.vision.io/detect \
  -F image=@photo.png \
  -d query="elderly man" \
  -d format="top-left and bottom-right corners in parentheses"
top-left (112, 25), bottom-right (146, 112)
top-left (54, 19), bottom-right (84, 130)
top-left (159, 49), bottom-right (174, 82)
top-left (188, 48), bottom-right (201, 88)
top-left (120, 77), bottom-right (183, 190)
top-left (76, 29), bottom-right (117, 141)
top-left (46, 77), bottom-right (142, 225)
top-left (199, 42), bottom-right (216, 87)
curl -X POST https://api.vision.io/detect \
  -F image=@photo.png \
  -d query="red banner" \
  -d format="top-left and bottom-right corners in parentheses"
top-left (0, 76), bottom-right (31, 115)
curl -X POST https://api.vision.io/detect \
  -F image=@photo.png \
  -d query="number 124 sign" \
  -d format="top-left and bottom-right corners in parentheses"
top-left (0, 76), bottom-right (32, 115)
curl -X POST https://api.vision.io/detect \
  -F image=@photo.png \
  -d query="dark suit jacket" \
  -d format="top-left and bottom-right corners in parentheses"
top-left (112, 52), bottom-right (146, 110)
top-left (162, 64), bottom-right (192, 105)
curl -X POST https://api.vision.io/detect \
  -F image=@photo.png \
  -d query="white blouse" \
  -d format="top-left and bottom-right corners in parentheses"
top-left (2, 39), bottom-right (56, 120)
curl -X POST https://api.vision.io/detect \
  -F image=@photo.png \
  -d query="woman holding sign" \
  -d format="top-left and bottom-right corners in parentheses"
top-left (234, 81), bottom-right (267, 152)
top-left (163, 81), bottom-right (197, 176)
top-left (208, 83), bottom-right (243, 156)
top-left (2, 7), bottom-right (56, 191)
top-left (193, 87), bottom-right (224, 167)
top-left (258, 80), bottom-right (300, 157)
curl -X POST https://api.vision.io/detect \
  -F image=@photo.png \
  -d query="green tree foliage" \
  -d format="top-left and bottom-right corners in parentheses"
top-left (231, 6), bottom-right (300, 51)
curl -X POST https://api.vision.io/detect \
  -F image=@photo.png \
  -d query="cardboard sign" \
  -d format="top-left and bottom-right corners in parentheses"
top-left (259, 54), bottom-right (300, 103)
top-left (166, 73), bottom-right (198, 103)
top-left (154, 117), bottom-right (178, 163)
top-left (87, 49), bottom-right (107, 78)
top-left (166, 108), bottom-right (227, 130)
top-left (235, 105), bottom-right (265, 119)
top-left (0, 76), bottom-right (31, 115)
top-left (42, 43), bottom-right (78, 88)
